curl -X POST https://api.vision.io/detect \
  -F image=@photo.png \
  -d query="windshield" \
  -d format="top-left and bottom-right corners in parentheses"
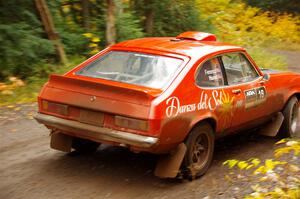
top-left (76, 51), bottom-right (183, 89)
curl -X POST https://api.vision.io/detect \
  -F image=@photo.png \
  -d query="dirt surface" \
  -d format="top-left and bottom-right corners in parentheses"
top-left (0, 51), bottom-right (300, 199)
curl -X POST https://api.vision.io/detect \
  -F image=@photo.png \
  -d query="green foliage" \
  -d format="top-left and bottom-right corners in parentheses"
top-left (153, 0), bottom-right (211, 36)
top-left (246, 0), bottom-right (300, 15)
top-left (48, 0), bottom-right (100, 56)
top-left (116, 2), bottom-right (144, 42)
top-left (131, 0), bottom-right (212, 37)
top-left (0, 0), bottom-right (54, 80)
top-left (0, 56), bottom-right (85, 106)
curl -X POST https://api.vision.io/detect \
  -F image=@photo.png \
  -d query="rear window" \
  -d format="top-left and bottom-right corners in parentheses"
top-left (76, 51), bottom-right (183, 89)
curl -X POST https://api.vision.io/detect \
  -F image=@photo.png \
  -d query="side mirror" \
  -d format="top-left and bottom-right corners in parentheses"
top-left (260, 73), bottom-right (270, 83)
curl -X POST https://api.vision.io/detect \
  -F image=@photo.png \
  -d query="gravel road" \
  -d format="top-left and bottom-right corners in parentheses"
top-left (0, 50), bottom-right (299, 199)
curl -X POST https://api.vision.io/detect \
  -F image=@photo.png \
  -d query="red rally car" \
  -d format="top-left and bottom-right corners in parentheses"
top-left (35, 32), bottom-right (300, 179)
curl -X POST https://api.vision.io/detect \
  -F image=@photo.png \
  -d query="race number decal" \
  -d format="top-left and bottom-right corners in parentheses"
top-left (244, 86), bottom-right (266, 109)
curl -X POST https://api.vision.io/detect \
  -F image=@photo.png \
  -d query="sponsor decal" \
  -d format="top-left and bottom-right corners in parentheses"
top-left (165, 90), bottom-right (235, 118)
top-left (244, 86), bottom-right (266, 109)
top-left (217, 90), bottom-right (235, 127)
top-left (204, 68), bottom-right (223, 81)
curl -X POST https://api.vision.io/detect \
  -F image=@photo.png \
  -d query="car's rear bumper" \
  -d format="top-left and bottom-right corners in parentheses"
top-left (34, 113), bottom-right (158, 148)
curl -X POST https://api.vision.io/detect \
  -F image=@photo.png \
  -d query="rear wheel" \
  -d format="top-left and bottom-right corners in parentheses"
top-left (182, 123), bottom-right (214, 180)
top-left (280, 96), bottom-right (299, 138)
top-left (72, 138), bottom-right (100, 153)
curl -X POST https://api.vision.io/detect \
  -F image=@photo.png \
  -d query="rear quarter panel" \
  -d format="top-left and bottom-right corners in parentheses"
top-left (149, 51), bottom-right (231, 153)
top-left (268, 72), bottom-right (300, 110)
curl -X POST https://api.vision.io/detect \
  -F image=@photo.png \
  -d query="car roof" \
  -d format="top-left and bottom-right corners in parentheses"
top-left (113, 36), bottom-right (243, 59)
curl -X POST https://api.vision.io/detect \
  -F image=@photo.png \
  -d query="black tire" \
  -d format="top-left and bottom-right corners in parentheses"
top-left (182, 123), bottom-right (215, 180)
top-left (280, 96), bottom-right (299, 138)
top-left (72, 138), bottom-right (100, 153)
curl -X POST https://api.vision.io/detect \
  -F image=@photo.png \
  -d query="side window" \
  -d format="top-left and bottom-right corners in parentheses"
top-left (221, 53), bottom-right (259, 85)
top-left (196, 57), bottom-right (224, 87)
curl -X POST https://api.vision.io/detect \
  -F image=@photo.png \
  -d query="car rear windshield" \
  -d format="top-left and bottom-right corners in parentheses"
top-left (76, 51), bottom-right (183, 89)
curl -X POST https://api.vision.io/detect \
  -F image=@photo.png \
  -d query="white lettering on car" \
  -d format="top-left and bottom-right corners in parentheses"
top-left (166, 90), bottom-right (227, 117)
top-left (166, 97), bottom-right (196, 117)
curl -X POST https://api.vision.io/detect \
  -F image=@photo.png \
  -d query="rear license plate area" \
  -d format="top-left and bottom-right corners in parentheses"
top-left (79, 109), bottom-right (104, 126)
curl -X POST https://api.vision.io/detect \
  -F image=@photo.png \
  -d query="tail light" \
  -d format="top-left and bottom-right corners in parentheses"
top-left (115, 116), bottom-right (148, 131)
top-left (42, 100), bottom-right (69, 116)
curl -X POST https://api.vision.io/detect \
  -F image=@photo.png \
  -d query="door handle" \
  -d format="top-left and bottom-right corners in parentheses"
top-left (232, 89), bottom-right (241, 94)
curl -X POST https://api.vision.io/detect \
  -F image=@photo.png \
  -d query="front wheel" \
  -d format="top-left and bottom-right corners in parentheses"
top-left (182, 123), bottom-right (215, 179)
top-left (280, 96), bottom-right (299, 138)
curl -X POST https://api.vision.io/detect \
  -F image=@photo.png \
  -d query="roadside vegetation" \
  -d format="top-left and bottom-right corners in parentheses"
top-left (0, 56), bottom-right (84, 106)
top-left (0, 0), bottom-right (299, 105)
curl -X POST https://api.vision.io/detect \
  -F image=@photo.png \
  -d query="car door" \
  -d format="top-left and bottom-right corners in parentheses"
top-left (195, 57), bottom-right (235, 132)
top-left (220, 52), bottom-right (268, 129)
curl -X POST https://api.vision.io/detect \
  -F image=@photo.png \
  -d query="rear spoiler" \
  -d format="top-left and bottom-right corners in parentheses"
top-left (46, 74), bottom-right (162, 105)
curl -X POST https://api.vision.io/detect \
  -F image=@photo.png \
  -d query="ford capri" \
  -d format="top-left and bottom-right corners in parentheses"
top-left (35, 32), bottom-right (300, 179)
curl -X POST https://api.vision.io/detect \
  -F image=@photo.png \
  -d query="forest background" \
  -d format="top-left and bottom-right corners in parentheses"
top-left (0, 0), bottom-right (299, 105)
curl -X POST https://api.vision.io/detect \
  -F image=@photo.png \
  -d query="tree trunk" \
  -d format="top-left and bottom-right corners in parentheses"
top-left (144, 0), bottom-right (154, 35)
top-left (81, 0), bottom-right (90, 31)
top-left (35, 0), bottom-right (68, 64)
top-left (106, 0), bottom-right (116, 45)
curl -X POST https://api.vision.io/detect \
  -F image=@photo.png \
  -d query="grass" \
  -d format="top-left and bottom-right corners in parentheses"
top-left (247, 47), bottom-right (288, 71)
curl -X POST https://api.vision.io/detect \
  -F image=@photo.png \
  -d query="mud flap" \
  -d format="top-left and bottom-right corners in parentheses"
top-left (258, 112), bottom-right (284, 137)
top-left (154, 143), bottom-right (187, 178)
top-left (50, 131), bottom-right (73, 152)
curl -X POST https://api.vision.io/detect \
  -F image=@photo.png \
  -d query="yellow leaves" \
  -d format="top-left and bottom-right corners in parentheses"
top-left (265, 159), bottom-right (286, 170)
top-left (223, 159), bottom-right (238, 168)
top-left (82, 33), bottom-right (101, 55)
top-left (62, 5), bottom-right (71, 13)
top-left (276, 139), bottom-right (288, 145)
top-left (286, 188), bottom-right (300, 199)
top-left (250, 158), bottom-right (261, 167)
top-left (73, 3), bottom-right (81, 11)
top-left (0, 77), bottom-right (25, 95)
top-left (286, 141), bottom-right (299, 147)
top-left (247, 187), bottom-right (300, 199)
top-left (91, 37), bottom-right (100, 43)
top-left (274, 140), bottom-right (300, 158)
top-left (223, 158), bottom-right (288, 175)
top-left (196, 0), bottom-right (300, 47)
top-left (259, 176), bottom-right (268, 182)
top-left (88, 43), bottom-right (98, 48)
top-left (223, 139), bottom-right (300, 199)
top-left (254, 159), bottom-right (287, 174)
top-left (237, 161), bottom-right (249, 170)
top-left (89, 49), bottom-right (99, 55)
top-left (14, 107), bottom-right (21, 111)
top-left (82, 33), bottom-right (93, 38)
top-left (223, 159), bottom-right (249, 170)
top-left (223, 158), bottom-right (262, 170)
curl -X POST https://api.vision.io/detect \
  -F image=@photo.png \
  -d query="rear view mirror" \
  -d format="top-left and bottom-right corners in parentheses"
top-left (263, 73), bottom-right (270, 81)
top-left (260, 73), bottom-right (270, 83)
